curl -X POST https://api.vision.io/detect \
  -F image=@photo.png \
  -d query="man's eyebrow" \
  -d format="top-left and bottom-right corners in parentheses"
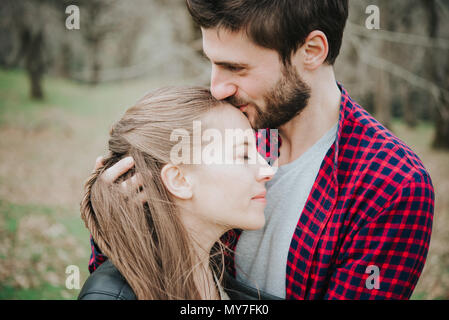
top-left (202, 50), bottom-right (249, 69)
top-left (214, 61), bottom-right (250, 69)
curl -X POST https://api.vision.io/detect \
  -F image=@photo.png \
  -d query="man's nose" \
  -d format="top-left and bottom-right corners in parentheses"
top-left (210, 68), bottom-right (237, 101)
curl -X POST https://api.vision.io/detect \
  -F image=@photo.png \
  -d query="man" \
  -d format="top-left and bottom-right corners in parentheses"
top-left (87, 0), bottom-right (434, 299)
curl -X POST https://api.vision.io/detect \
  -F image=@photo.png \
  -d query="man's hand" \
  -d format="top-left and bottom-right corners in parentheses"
top-left (94, 156), bottom-right (145, 198)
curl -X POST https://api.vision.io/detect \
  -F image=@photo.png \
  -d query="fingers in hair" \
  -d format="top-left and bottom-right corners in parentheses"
top-left (101, 156), bottom-right (135, 184)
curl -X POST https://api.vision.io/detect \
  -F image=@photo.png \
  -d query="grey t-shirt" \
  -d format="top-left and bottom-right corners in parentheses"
top-left (235, 122), bottom-right (338, 298)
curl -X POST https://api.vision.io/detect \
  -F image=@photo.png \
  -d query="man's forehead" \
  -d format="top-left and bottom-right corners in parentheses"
top-left (201, 27), bottom-right (248, 43)
top-left (202, 27), bottom-right (280, 67)
top-left (202, 28), bottom-right (252, 59)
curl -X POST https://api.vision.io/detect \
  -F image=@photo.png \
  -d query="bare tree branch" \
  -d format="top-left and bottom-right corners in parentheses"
top-left (348, 35), bottom-right (449, 121)
top-left (347, 21), bottom-right (449, 50)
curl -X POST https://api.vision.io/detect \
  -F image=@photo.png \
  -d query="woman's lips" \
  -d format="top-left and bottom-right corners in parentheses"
top-left (252, 191), bottom-right (267, 203)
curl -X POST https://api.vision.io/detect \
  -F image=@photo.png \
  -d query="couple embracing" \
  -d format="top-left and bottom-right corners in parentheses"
top-left (78, 0), bottom-right (434, 300)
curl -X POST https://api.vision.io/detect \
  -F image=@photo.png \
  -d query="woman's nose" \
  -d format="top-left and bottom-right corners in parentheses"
top-left (256, 153), bottom-right (276, 182)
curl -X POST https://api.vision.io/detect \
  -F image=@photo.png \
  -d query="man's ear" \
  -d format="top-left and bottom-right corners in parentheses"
top-left (160, 163), bottom-right (193, 200)
top-left (296, 30), bottom-right (329, 70)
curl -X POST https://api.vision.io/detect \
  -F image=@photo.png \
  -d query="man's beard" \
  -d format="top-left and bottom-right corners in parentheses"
top-left (229, 65), bottom-right (311, 130)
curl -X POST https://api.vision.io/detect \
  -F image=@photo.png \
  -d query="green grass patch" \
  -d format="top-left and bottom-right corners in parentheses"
top-left (0, 68), bottom-right (163, 122)
top-left (0, 199), bottom-right (90, 246)
top-left (410, 291), bottom-right (427, 300)
top-left (0, 283), bottom-right (76, 300)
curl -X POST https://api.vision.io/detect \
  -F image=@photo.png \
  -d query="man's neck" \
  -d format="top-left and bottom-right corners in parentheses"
top-left (277, 72), bottom-right (341, 166)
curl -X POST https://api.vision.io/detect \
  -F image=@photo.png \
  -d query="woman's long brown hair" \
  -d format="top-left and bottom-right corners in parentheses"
top-left (80, 86), bottom-right (227, 299)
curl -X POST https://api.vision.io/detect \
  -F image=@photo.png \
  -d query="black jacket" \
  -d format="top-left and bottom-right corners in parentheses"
top-left (78, 259), bottom-right (282, 300)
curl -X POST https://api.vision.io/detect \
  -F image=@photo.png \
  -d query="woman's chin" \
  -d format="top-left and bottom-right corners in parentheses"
top-left (244, 212), bottom-right (266, 230)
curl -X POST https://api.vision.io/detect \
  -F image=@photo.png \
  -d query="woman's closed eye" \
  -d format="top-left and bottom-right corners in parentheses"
top-left (227, 66), bottom-right (244, 72)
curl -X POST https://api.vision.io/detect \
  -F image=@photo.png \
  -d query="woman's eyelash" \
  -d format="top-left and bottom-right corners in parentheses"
top-left (228, 66), bottom-right (243, 72)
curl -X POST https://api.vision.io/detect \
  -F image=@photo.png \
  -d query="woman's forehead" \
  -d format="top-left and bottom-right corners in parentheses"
top-left (204, 103), bottom-right (252, 131)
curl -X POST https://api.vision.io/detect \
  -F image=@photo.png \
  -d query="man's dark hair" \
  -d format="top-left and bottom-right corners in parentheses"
top-left (186, 0), bottom-right (348, 65)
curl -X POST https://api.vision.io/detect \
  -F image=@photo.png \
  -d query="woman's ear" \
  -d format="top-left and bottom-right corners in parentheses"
top-left (160, 163), bottom-right (193, 200)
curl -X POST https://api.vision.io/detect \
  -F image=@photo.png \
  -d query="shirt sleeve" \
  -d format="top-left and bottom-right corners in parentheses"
top-left (324, 175), bottom-right (434, 299)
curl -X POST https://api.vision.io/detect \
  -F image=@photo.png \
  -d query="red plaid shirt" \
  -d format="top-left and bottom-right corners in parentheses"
top-left (88, 84), bottom-right (434, 300)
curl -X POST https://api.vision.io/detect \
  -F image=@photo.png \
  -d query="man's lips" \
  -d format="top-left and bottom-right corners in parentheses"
top-left (238, 104), bottom-right (248, 112)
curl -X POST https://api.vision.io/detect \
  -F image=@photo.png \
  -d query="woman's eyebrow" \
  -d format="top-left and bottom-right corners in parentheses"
top-left (233, 141), bottom-right (250, 149)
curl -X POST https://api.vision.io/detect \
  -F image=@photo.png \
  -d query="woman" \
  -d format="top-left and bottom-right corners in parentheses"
top-left (78, 86), bottom-right (276, 300)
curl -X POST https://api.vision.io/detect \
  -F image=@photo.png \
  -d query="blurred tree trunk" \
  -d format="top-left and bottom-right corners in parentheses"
top-left (373, 0), bottom-right (393, 129)
top-left (374, 68), bottom-right (392, 129)
top-left (399, 2), bottom-right (418, 128)
top-left (89, 39), bottom-right (101, 85)
top-left (6, 0), bottom-right (47, 100)
top-left (423, 0), bottom-right (449, 149)
top-left (22, 28), bottom-right (45, 100)
top-left (400, 85), bottom-right (418, 128)
top-left (117, 19), bottom-right (144, 68)
top-left (432, 53), bottom-right (449, 149)
top-left (58, 42), bottom-right (72, 78)
top-left (80, 0), bottom-right (117, 84)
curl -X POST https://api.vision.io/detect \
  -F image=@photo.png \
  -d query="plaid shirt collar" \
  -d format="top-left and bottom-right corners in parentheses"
top-left (327, 82), bottom-right (351, 206)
